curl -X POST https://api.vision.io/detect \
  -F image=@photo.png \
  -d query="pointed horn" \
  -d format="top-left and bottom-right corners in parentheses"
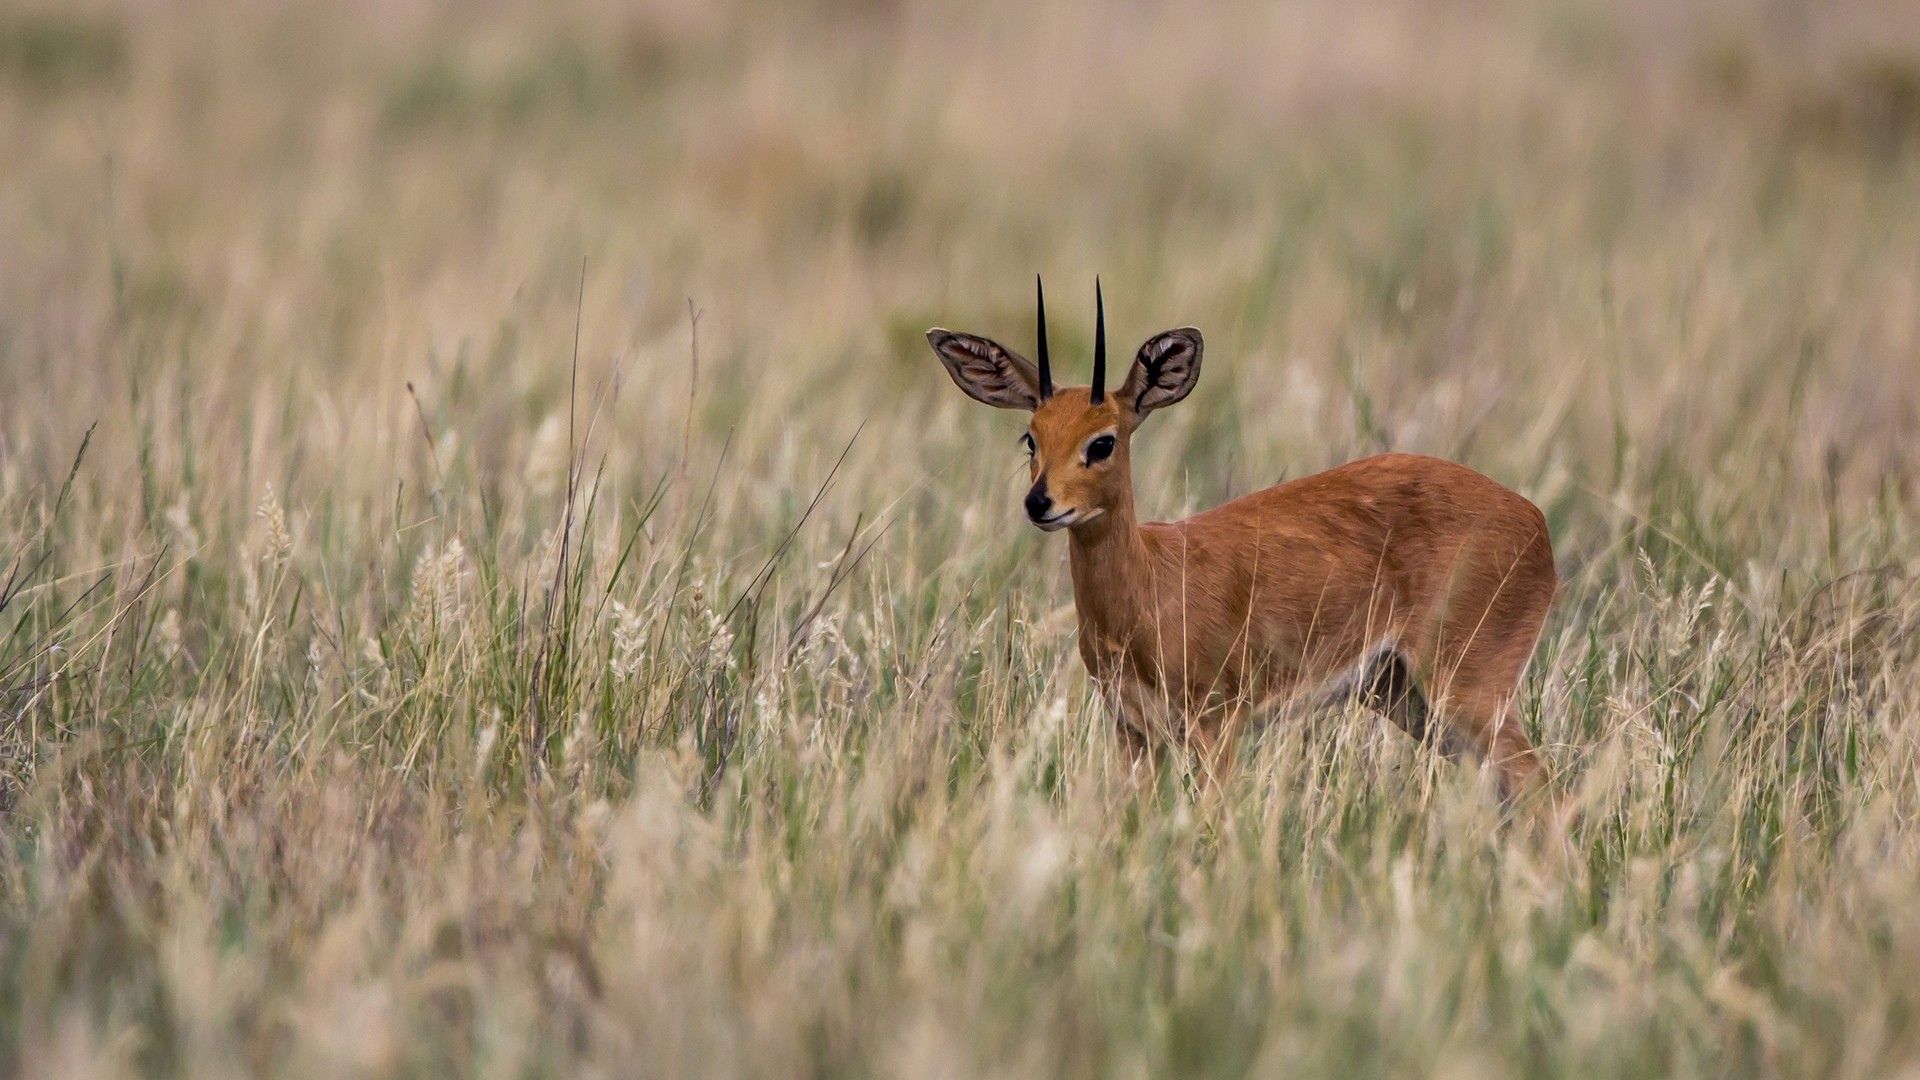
top-left (1035, 274), bottom-right (1053, 399)
top-left (1090, 276), bottom-right (1106, 404)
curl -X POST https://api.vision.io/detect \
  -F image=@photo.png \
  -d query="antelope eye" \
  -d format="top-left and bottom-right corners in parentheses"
top-left (1085, 434), bottom-right (1116, 463)
top-left (1019, 433), bottom-right (1036, 456)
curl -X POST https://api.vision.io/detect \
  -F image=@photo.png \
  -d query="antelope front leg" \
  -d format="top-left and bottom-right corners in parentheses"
top-left (1102, 679), bottom-right (1165, 781)
top-left (1115, 716), bottom-right (1155, 777)
top-left (1183, 700), bottom-right (1248, 792)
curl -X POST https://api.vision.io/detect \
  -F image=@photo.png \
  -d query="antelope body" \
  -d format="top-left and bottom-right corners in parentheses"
top-left (928, 280), bottom-right (1557, 801)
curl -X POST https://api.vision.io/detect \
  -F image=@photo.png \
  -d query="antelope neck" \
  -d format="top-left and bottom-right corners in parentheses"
top-left (1066, 490), bottom-right (1151, 633)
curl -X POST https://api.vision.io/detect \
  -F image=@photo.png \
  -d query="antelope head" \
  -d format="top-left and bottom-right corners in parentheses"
top-left (928, 278), bottom-right (1203, 532)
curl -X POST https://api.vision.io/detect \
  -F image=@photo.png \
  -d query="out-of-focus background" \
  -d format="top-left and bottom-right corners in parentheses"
top-left (3, 1), bottom-right (1920, 1075)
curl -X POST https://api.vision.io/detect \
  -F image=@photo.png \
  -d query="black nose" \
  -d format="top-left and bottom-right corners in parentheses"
top-left (1024, 481), bottom-right (1053, 521)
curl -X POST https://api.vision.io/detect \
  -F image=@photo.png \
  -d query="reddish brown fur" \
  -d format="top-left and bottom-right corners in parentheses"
top-left (929, 324), bottom-right (1558, 803)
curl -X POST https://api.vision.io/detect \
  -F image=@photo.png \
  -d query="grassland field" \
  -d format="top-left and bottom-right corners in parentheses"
top-left (4, 0), bottom-right (1920, 1076)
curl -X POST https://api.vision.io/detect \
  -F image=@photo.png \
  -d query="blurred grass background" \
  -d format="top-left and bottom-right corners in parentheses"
top-left (3, 0), bottom-right (1920, 1075)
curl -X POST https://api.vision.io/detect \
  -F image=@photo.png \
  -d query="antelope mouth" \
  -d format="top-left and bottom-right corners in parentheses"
top-left (1031, 508), bottom-right (1103, 532)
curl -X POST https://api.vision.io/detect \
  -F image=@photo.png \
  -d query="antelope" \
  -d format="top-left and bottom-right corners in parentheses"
top-left (927, 279), bottom-right (1559, 804)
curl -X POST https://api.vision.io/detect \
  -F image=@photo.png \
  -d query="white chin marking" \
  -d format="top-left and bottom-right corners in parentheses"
top-left (1032, 508), bottom-right (1102, 532)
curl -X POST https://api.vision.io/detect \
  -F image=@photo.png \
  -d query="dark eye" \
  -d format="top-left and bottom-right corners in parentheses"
top-left (1019, 433), bottom-right (1036, 457)
top-left (1085, 434), bottom-right (1116, 463)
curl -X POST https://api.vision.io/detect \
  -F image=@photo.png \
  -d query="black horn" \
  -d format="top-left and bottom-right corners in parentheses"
top-left (1090, 277), bottom-right (1106, 404)
top-left (1035, 275), bottom-right (1054, 399)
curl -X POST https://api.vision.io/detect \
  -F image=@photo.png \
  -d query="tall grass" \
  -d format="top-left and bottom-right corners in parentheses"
top-left (3, 0), bottom-right (1920, 1075)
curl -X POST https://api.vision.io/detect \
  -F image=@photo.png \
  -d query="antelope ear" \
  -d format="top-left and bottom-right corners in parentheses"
top-left (1120, 328), bottom-right (1203, 419)
top-left (926, 330), bottom-right (1045, 411)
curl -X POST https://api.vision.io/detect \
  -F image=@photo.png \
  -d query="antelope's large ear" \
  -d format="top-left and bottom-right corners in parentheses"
top-left (1120, 328), bottom-right (1203, 419)
top-left (925, 330), bottom-right (1045, 411)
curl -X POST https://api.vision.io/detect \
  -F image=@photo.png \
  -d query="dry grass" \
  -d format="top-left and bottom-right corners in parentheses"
top-left (4, 0), bottom-right (1920, 1075)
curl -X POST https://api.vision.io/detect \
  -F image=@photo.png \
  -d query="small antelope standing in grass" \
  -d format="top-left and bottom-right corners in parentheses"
top-left (928, 279), bottom-right (1559, 803)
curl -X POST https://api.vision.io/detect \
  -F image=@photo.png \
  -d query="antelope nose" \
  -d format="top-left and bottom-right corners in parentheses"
top-left (1024, 483), bottom-right (1053, 522)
